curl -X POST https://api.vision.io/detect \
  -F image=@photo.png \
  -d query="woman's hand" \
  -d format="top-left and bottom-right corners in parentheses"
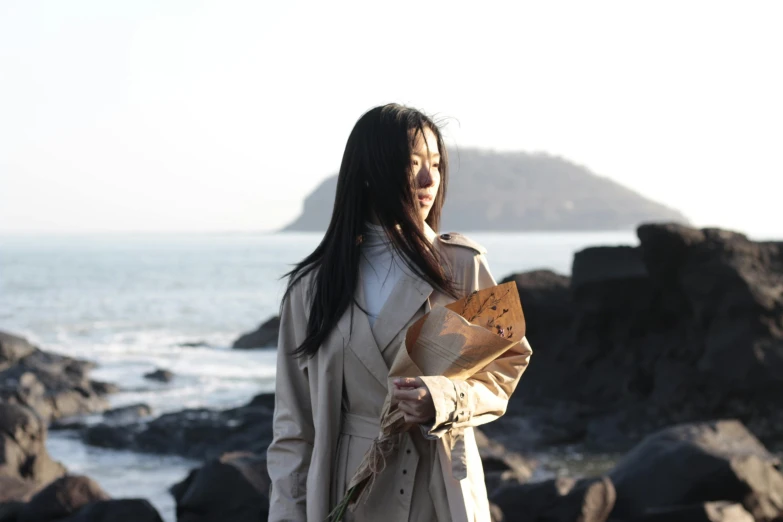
top-left (392, 377), bottom-right (435, 424)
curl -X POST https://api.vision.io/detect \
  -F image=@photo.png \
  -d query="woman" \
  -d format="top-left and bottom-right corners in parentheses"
top-left (267, 103), bottom-right (532, 522)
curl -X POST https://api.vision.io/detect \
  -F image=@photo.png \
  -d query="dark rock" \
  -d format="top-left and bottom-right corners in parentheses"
top-left (493, 223), bottom-right (783, 452)
top-left (102, 403), bottom-right (152, 424)
top-left (609, 420), bottom-right (783, 522)
top-left (143, 369), bottom-right (174, 383)
top-left (0, 403), bottom-right (66, 486)
top-left (491, 476), bottom-right (615, 522)
top-left (499, 269), bottom-right (572, 343)
top-left (18, 475), bottom-right (110, 522)
top-left (232, 316), bottom-right (280, 349)
top-left (88, 381), bottom-right (119, 396)
top-left (83, 424), bottom-right (138, 449)
top-left (170, 452), bottom-right (269, 522)
top-left (63, 499), bottom-right (163, 522)
top-left (176, 341), bottom-right (211, 348)
top-left (632, 501), bottom-right (754, 522)
top-left (0, 501), bottom-right (25, 522)
top-left (82, 394), bottom-right (276, 460)
top-left (0, 332), bottom-right (112, 423)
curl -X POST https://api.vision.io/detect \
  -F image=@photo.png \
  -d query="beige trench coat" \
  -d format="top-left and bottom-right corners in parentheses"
top-left (267, 225), bottom-right (533, 522)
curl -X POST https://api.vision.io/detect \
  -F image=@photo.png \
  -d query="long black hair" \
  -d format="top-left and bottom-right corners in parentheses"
top-left (282, 103), bottom-right (456, 358)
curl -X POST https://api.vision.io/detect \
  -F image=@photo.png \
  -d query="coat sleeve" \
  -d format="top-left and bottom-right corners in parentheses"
top-left (267, 282), bottom-right (314, 522)
top-left (419, 252), bottom-right (533, 439)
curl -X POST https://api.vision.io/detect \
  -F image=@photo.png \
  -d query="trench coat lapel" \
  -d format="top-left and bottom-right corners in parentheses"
top-left (371, 271), bottom-right (433, 353)
top-left (335, 280), bottom-right (390, 388)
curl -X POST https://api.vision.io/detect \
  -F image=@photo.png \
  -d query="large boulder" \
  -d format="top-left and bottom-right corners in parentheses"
top-left (0, 403), bottom-right (66, 489)
top-left (17, 475), bottom-right (110, 522)
top-left (0, 332), bottom-right (113, 423)
top-left (232, 316), bottom-right (280, 349)
top-left (170, 452), bottom-right (270, 522)
top-left (609, 420), bottom-right (783, 522)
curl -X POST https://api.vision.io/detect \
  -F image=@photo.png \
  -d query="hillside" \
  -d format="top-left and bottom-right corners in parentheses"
top-left (281, 149), bottom-right (688, 231)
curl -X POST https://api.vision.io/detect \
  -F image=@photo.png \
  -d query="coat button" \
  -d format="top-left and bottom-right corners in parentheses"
top-left (406, 449), bottom-right (411, 454)
top-left (403, 469), bottom-right (407, 475)
top-left (400, 489), bottom-right (404, 495)
top-left (440, 233), bottom-right (452, 240)
top-left (460, 392), bottom-right (465, 398)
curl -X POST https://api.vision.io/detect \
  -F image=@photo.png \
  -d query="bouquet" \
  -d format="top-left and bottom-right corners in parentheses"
top-left (329, 281), bottom-right (525, 521)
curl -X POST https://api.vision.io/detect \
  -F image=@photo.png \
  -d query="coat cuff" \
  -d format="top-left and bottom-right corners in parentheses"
top-left (419, 375), bottom-right (470, 438)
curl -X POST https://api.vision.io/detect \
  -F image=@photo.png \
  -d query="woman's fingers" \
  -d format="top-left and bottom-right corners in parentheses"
top-left (393, 376), bottom-right (423, 389)
top-left (393, 386), bottom-right (427, 401)
top-left (398, 399), bottom-right (429, 418)
top-left (398, 400), bottom-right (430, 423)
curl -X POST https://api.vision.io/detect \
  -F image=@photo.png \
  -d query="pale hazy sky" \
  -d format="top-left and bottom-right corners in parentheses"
top-left (1, 1), bottom-right (781, 237)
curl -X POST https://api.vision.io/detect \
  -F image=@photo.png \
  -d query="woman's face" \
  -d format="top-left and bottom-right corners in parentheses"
top-left (410, 127), bottom-right (441, 222)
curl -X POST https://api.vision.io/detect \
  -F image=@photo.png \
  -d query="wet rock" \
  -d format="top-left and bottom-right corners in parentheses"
top-left (232, 316), bottom-right (280, 349)
top-left (609, 420), bottom-right (783, 522)
top-left (0, 331), bottom-right (112, 423)
top-left (143, 369), bottom-right (174, 383)
top-left (88, 381), bottom-right (119, 395)
top-left (102, 403), bottom-right (152, 424)
top-left (170, 452), bottom-right (270, 522)
top-left (83, 393), bottom-right (275, 460)
top-left (0, 403), bottom-right (66, 487)
top-left (17, 475), bottom-right (110, 522)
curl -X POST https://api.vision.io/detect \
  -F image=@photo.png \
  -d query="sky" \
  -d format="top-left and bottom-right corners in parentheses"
top-left (0, 0), bottom-right (781, 238)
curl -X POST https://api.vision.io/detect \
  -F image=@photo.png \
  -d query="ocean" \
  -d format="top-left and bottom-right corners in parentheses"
top-left (0, 230), bottom-right (637, 520)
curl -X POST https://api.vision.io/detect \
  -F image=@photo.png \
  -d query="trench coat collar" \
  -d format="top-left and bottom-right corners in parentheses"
top-left (335, 222), bottom-right (439, 388)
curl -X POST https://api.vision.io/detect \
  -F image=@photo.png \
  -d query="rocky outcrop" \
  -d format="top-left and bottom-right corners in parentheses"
top-left (83, 393), bottom-right (276, 460)
top-left (232, 316), bottom-right (280, 349)
top-left (0, 403), bottom-right (66, 493)
top-left (491, 421), bottom-right (783, 522)
top-left (170, 452), bottom-right (270, 522)
top-left (0, 332), bottom-right (113, 424)
top-left (489, 224), bottom-right (783, 452)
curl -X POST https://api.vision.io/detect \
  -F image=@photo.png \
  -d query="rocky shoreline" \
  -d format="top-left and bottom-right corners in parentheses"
top-left (2, 222), bottom-right (782, 521)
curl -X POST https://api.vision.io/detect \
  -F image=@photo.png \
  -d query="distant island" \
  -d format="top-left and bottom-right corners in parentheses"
top-left (281, 149), bottom-right (688, 232)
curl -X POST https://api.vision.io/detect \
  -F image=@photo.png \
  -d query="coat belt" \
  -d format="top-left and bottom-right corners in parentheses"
top-left (340, 411), bottom-right (381, 439)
